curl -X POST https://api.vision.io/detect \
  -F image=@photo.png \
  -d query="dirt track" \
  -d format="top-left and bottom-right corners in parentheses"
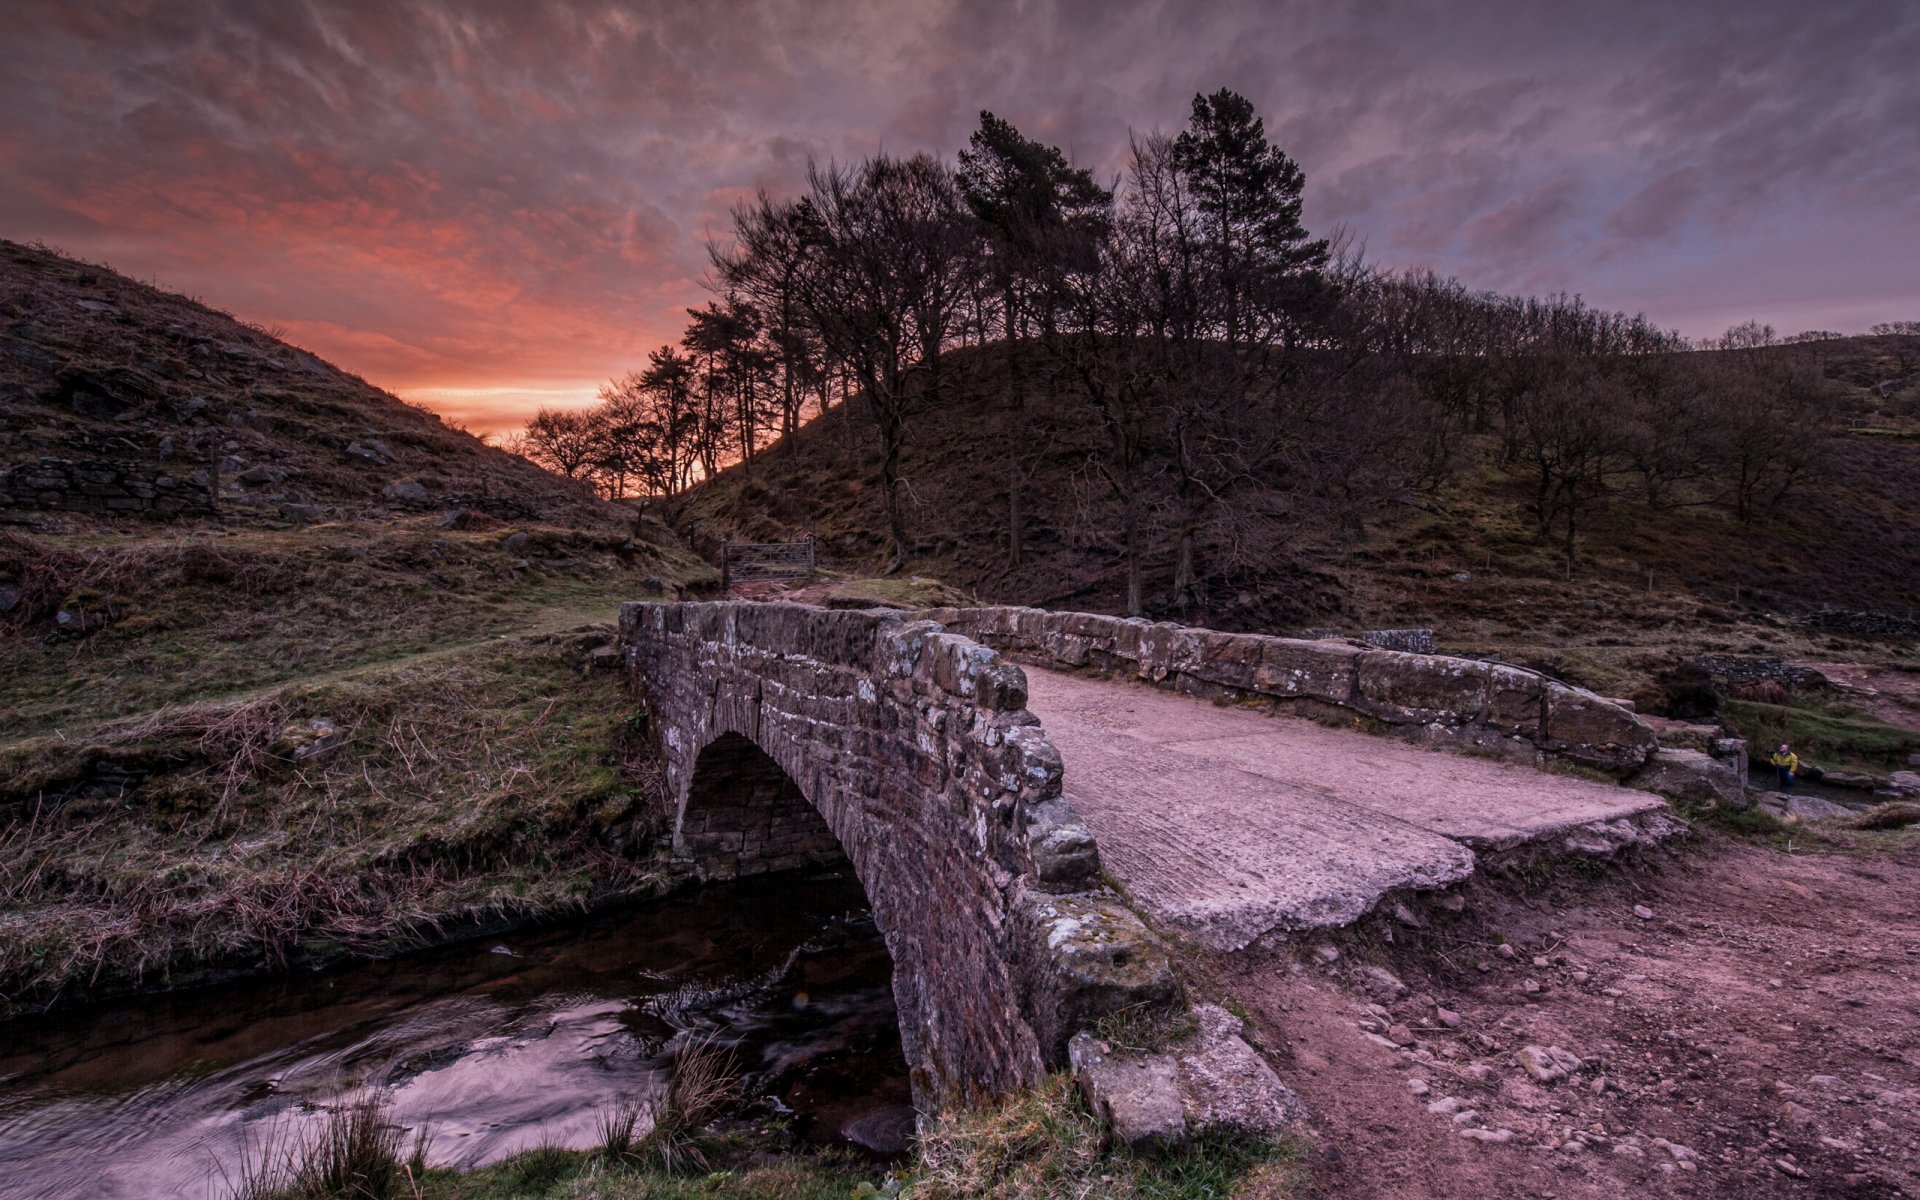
top-left (1206, 834), bottom-right (1920, 1199)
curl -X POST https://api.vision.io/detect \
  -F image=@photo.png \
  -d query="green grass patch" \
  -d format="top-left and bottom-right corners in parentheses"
top-left (1719, 697), bottom-right (1920, 770)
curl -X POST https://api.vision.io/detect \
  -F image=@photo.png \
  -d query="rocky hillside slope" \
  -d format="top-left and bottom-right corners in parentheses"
top-left (0, 238), bottom-right (611, 525)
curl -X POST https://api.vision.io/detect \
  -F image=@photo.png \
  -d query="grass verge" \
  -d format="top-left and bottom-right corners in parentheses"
top-left (0, 629), bottom-right (670, 1014)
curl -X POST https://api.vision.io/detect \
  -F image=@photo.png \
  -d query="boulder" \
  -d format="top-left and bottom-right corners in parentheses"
top-left (1762, 794), bottom-right (1856, 822)
top-left (1629, 748), bottom-right (1745, 809)
top-left (344, 438), bottom-right (392, 465)
top-left (237, 464), bottom-right (283, 486)
top-left (382, 480), bottom-right (429, 504)
top-left (840, 1106), bottom-right (918, 1156)
top-left (1885, 771), bottom-right (1920, 798)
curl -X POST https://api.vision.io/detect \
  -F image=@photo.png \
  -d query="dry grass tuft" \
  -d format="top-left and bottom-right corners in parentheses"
top-left (1851, 801), bottom-right (1920, 830)
top-left (639, 1033), bottom-right (743, 1175)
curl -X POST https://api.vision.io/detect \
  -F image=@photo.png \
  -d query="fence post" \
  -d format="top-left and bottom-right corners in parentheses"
top-left (721, 540), bottom-right (730, 593)
top-left (806, 534), bottom-right (816, 582)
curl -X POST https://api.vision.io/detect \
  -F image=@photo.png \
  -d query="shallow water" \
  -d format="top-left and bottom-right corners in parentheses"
top-left (0, 870), bottom-right (910, 1200)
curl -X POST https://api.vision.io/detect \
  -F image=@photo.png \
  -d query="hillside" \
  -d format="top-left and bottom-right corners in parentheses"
top-left (677, 336), bottom-right (1920, 706)
top-left (0, 242), bottom-right (716, 1014)
top-left (0, 237), bottom-right (613, 525)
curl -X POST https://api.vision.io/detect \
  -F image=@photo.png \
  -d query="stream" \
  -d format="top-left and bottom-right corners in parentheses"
top-left (0, 869), bottom-right (912, 1200)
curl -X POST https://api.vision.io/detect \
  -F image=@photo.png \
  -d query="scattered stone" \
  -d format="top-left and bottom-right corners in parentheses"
top-left (382, 480), bottom-right (429, 504)
top-left (1496, 943), bottom-right (1517, 959)
top-left (1359, 965), bottom-right (1409, 1001)
top-left (1774, 1159), bottom-right (1808, 1179)
top-left (1807, 1074), bottom-right (1845, 1091)
top-left (1461, 1064), bottom-right (1494, 1084)
top-left (1069, 1034), bottom-right (1186, 1145)
top-left (1590, 1076), bottom-right (1609, 1095)
top-left (1428, 1097), bottom-right (1461, 1115)
top-left (1516, 1045), bottom-right (1582, 1084)
top-left (344, 438), bottom-right (392, 465)
top-left (237, 464), bottom-right (282, 486)
top-left (0, 584), bottom-right (20, 614)
top-left (1312, 944), bottom-right (1341, 964)
top-left (1435, 1007), bottom-right (1462, 1029)
top-left (278, 502), bottom-right (324, 523)
top-left (510, 558), bottom-right (530, 571)
top-left (1451, 1109), bottom-right (1480, 1125)
top-left (502, 531), bottom-right (529, 555)
top-left (1531, 955), bottom-right (1550, 968)
top-left (1386, 1024), bottom-right (1417, 1047)
top-left (276, 717), bottom-right (347, 762)
top-left (1433, 892), bottom-right (1466, 913)
top-left (1633, 905), bottom-right (1654, 920)
top-left (1780, 1101), bottom-right (1816, 1126)
top-left (1408, 1079), bottom-right (1430, 1097)
top-left (1459, 1128), bottom-right (1514, 1144)
top-left (841, 1106), bottom-right (917, 1157)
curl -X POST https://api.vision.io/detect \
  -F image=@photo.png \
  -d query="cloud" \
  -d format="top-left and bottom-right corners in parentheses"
top-left (1, 0), bottom-right (1916, 430)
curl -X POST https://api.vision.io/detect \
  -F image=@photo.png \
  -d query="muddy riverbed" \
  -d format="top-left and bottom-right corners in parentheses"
top-left (0, 869), bottom-right (910, 1200)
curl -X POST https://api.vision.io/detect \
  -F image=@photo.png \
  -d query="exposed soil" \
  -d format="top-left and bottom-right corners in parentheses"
top-left (1205, 832), bottom-right (1920, 1199)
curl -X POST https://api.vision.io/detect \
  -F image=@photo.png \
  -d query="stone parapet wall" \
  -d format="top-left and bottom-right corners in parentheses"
top-left (1, 457), bottom-right (215, 517)
top-left (916, 605), bottom-right (1658, 775)
top-left (620, 600), bottom-right (1173, 1110)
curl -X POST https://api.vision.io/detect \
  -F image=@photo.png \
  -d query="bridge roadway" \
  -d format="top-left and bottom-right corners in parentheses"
top-left (1024, 666), bottom-right (1668, 953)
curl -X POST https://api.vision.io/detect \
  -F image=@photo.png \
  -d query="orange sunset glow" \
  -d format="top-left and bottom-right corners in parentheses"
top-left (4, 0), bottom-right (1916, 435)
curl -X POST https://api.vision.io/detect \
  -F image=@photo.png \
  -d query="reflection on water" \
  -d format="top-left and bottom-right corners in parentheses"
top-left (0, 871), bottom-right (910, 1200)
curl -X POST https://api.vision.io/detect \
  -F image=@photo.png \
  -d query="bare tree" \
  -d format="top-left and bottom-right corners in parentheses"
top-left (792, 153), bottom-right (977, 572)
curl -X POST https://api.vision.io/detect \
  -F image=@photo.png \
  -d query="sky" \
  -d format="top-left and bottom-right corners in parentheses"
top-left (3, 0), bottom-right (1916, 435)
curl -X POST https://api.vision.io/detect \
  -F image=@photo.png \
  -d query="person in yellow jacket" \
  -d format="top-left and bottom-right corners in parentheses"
top-left (1769, 743), bottom-right (1799, 792)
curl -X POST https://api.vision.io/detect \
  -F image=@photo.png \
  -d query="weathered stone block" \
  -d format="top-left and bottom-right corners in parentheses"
top-left (1189, 632), bottom-right (1266, 691)
top-left (1542, 685), bottom-right (1657, 774)
top-left (1355, 651), bottom-right (1488, 725)
top-left (1253, 638), bottom-right (1360, 703)
top-left (1629, 748), bottom-right (1745, 809)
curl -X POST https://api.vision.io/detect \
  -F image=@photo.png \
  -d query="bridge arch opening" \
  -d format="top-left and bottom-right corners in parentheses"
top-left (679, 732), bottom-right (848, 880)
top-left (677, 730), bottom-right (933, 1112)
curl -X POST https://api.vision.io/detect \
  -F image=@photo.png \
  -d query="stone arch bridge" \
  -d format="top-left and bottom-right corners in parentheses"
top-left (620, 600), bottom-right (1689, 1110)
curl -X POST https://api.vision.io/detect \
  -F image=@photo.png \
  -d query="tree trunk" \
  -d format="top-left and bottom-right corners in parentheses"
top-left (878, 405), bottom-right (909, 574)
top-left (1122, 491), bottom-right (1145, 617)
top-left (1172, 515), bottom-right (1198, 614)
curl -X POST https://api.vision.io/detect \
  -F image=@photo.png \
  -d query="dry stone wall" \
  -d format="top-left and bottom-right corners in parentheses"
top-left (916, 606), bottom-right (1658, 775)
top-left (620, 600), bottom-right (1175, 1110)
top-left (1, 456), bottom-right (215, 517)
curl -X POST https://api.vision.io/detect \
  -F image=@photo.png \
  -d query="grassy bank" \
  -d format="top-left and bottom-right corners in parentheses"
top-left (0, 519), bottom-right (713, 737)
top-left (0, 628), bottom-right (673, 1014)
